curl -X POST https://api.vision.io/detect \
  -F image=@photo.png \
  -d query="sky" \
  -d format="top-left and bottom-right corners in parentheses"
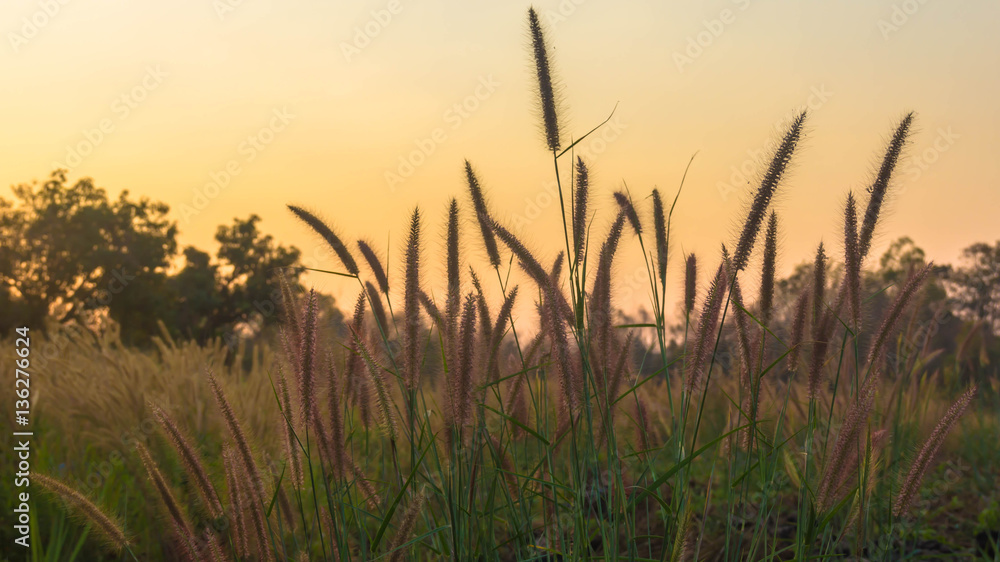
top-left (2, 0), bottom-right (998, 318)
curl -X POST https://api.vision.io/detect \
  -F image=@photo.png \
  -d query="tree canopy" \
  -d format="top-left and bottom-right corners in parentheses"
top-left (0, 171), bottom-right (310, 346)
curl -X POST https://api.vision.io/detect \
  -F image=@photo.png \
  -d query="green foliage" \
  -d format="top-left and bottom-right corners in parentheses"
top-left (0, 172), bottom-right (307, 347)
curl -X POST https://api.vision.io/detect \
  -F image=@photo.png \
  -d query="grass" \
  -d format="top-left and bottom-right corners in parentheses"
top-left (5, 8), bottom-right (1000, 561)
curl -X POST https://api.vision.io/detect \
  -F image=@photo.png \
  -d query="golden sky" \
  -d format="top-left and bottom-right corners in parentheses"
top-left (2, 0), bottom-right (998, 315)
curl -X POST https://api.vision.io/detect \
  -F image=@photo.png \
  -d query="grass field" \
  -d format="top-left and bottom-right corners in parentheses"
top-left (3, 7), bottom-right (1000, 562)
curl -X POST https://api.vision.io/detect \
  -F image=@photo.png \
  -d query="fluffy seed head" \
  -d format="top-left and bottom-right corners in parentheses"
top-left (859, 112), bottom-right (914, 259)
top-left (465, 161), bottom-right (501, 267)
top-left (867, 263), bottom-right (932, 367)
top-left (527, 7), bottom-right (561, 151)
top-left (150, 403), bottom-right (225, 519)
top-left (894, 385), bottom-right (976, 517)
top-left (759, 211), bottom-right (778, 326)
top-left (652, 188), bottom-right (668, 284)
top-left (733, 111), bottom-right (805, 271)
top-left (613, 190), bottom-right (642, 235)
top-left (34, 474), bottom-right (130, 552)
top-left (365, 280), bottom-right (389, 335)
top-left (403, 207), bottom-right (422, 390)
top-left (573, 157), bottom-right (590, 263)
top-left (786, 289), bottom-right (809, 372)
top-left (684, 253), bottom-right (697, 315)
top-left (685, 261), bottom-right (727, 393)
top-left (287, 205), bottom-right (359, 275)
top-left (812, 242), bottom-right (827, 337)
top-left (844, 193), bottom-right (861, 329)
top-left (357, 239), bottom-right (390, 294)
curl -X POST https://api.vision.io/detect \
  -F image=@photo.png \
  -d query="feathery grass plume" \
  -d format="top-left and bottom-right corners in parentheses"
top-left (357, 239), bottom-right (390, 294)
top-left (345, 292), bottom-right (372, 428)
top-left (470, 269), bottom-right (492, 341)
top-left (149, 403), bottom-right (225, 519)
top-left (607, 331), bottom-right (634, 404)
top-left (527, 7), bottom-right (561, 151)
top-left (278, 269), bottom-right (301, 343)
top-left (365, 280), bottom-right (389, 334)
top-left (808, 309), bottom-right (836, 400)
top-left (684, 253), bottom-right (697, 316)
top-left (759, 211), bottom-right (778, 327)
top-left (844, 193), bottom-right (862, 329)
top-left (590, 211), bottom-right (627, 375)
top-left (351, 459), bottom-right (380, 511)
top-left (573, 156), bottom-right (590, 263)
top-left (449, 294), bottom-right (478, 427)
top-left (859, 112), bottom-right (914, 259)
top-left (549, 250), bottom-right (565, 286)
top-left (403, 207), bottom-right (422, 390)
top-left (207, 370), bottom-right (266, 503)
top-left (488, 436), bottom-right (519, 499)
top-left (465, 160), bottom-right (501, 267)
top-left (786, 289), bottom-right (809, 372)
top-left (386, 492), bottom-right (426, 562)
top-left (830, 428), bottom-right (890, 513)
top-left (545, 283), bottom-right (580, 412)
top-left (135, 442), bottom-right (193, 540)
top-left (613, 189), bottom-right (642, 235)
top-left (486, 285), bottom-right (519, 382)
top-left (287, 205), bottom-right (359, 275)
top-left (202, 529), bottom-right (227, 562)
top-left (326, 351), bottom-right (346, 478)
top-left (670, 506), bottom-right (693, 562)
top-left (492, 220), bottom-right (549, 286)
top-left (894, 385), bottom-right (977, 517)
top-left (653, 188), bottom-right (669, 285)
top-left (242, 467), bottom-right (272, 562)
top-left (298, 289), bottom-right (318, 425)
top-left (353, 330), bottom-right (397, 442)
top-left (446, 197), bottom-right (462, 323)
top-left (811, 243), bottom-right (827, 336)
top-left (169, 518), bottom-right (199, 562)
top-left (816, 370), bottom-right (880, 509)
top-left (222, 447), bottom-right (250, 560)
top-left (684, 261), bottom-right (727, 393)
top-left (417, 290), bottom-right (444, 332)
top-left (274, 366), bottom-right (303, 488)
top-left (730, 276), bottom-right (754, 390)
top-left (546, 251), bottom-right (576, 326)
top-left (34, 474), bottom-right (130, 552)
top-left (866, 263), bottom-right (932, 367)
top-left (733, 111), bottom-right (805, 271)
top-left (728, 274), bottom-right (756, 447)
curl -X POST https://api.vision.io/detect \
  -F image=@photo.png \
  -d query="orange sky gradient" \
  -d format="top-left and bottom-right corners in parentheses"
top-left (2, 0), bottom-right (998, 318)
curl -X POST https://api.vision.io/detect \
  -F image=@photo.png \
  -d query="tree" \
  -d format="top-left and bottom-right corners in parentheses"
top-left (948, 240), bottom-right (1000, 332)
top-left (207, 215), bottom-right (304, 345)
top-left (0, 171), bottom-right (314, 347)
top-left (0, 170), bottom-right (177, 337)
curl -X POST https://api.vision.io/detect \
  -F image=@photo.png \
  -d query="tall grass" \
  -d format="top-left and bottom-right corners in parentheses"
top-left (23, 9), bottom-right (994, 561)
